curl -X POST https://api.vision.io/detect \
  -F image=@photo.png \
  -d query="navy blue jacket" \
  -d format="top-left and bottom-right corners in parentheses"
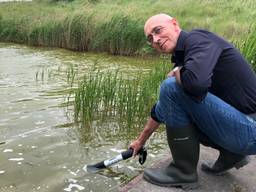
top-left (151, 29), bottom-right (256, 122)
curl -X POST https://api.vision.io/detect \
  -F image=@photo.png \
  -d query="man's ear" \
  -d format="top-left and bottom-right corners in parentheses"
top-left (171, 18), bottom-right (180, 32)
top-left (171, 18), bottom-right (178, 26)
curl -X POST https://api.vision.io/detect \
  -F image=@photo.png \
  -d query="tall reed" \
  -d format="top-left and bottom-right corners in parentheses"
top-left (235, 26), bottom-right (256, 70)
top-left (1, 0), bottom-right (256, 56)
top-left (73, 60), bottom-right (170, 128)
top-left (92, 15), bottom-right (145, 56)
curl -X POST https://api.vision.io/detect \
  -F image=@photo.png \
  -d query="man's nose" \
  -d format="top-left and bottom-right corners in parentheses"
top-left (152, 35), bottom-right (160, 44)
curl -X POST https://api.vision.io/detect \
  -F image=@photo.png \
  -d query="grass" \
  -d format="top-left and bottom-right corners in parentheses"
top-left (72, 59), bottom-right (170, 129)
top-left (0, 0), bottom-right (256, 59)
top-left (235, 25), bottom-right (256, 70)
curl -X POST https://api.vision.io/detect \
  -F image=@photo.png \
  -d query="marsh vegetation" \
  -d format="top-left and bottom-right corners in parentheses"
top-left (72, 59), bottom-right (170, 129)
top-left (0, 0), bottom-right (255, 62)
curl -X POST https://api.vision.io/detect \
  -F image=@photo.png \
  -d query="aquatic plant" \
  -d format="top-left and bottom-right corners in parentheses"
top-left (73, 60), bottom-right (170, 128)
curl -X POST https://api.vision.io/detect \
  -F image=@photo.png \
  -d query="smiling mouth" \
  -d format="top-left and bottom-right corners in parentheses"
top-left (160, 40), bottom-right (167, 49)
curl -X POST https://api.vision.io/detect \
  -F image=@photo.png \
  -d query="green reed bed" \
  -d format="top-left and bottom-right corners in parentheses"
top-left (11, 13), bottom-right (143, 55)
top-left (73, 60), bottom-right (170, 128)
top-left (92, 15), bottom-right (145, 55)
top-left (1, 0), bottom-right (256, 56)
top-left (234, 26), bottom-right (256, 70)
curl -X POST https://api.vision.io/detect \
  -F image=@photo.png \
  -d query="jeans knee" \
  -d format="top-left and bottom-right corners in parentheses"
top-left (160, 77), bottom-right (179, 97)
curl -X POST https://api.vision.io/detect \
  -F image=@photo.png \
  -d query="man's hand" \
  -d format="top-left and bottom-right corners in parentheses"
top-left (129, 117), bottom-right (160, 157)
top-left (167, 66), bottom-right (182, 84)
top-left (129, 139), bottom-right (144, 157)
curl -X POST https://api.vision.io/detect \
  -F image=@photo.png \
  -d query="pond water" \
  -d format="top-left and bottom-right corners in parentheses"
top-left (0, 43), bottom-right (168, 192)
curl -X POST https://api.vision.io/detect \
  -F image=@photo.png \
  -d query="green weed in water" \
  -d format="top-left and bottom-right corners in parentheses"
top-left (73, 60), bottom-right (170, 128)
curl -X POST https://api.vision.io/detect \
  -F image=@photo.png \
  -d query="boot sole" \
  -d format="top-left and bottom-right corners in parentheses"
top-left (201, 157), bottom-right (250, 176)
top-left (143, 173), bottom-right (199, 190)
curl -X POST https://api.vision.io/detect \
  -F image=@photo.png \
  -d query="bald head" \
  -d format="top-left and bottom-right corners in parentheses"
top-left (144, 14), bottom-right (173, 33)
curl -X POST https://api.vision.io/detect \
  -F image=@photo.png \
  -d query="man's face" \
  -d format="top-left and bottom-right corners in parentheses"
top-left (144, 16), bottom-right (180, 54)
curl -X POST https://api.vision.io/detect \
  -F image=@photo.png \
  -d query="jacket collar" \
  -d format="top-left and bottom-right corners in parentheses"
top-left (173, 30), bottom-right (188, 52)
top-left (171, 30), bottom-right (188, 64)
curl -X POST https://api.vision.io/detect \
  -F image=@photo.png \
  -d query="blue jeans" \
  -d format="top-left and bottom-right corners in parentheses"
top-left (155, 77), bottom-right (256, 155)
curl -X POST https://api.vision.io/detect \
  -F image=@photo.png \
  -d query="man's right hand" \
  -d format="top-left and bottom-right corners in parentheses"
top-left (129, 139), bottom-right (144, 157)
top-left (129, 117), bottom-right (160, 157)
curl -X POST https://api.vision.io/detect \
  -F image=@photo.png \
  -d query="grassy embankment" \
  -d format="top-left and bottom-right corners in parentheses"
top-left (0, 0), bottom-right (256, 59)
top-left (1, 0), bottom-right (256, 129)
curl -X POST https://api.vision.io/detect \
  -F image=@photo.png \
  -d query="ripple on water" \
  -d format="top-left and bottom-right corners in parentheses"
top-left (0, 170), bottom-right (5, 174)
top-left (64, 184), bottom-right (85, 192)
top-left (35, 121), bottom-right (45, 125)
top-left (8, 158), bottom-right (24, 161)
top-left (3, 149), bottom-right (13, 153)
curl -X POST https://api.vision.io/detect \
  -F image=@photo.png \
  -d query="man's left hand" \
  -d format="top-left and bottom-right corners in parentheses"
top-left (167, 66), bottom-right (181, 84)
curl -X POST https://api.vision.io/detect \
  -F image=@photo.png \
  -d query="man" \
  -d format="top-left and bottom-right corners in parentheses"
top-left (129, 13), bottom-right (256, 189)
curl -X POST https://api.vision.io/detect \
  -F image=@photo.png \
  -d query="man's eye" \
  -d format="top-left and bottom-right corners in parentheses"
top-left (155, 27), bottom-right (162, 34)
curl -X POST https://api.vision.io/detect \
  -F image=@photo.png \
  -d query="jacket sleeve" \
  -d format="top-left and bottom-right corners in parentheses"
top-left (150, 103), bottom-right (162, 123)
top-left (180, 33), bottom-right (222, 102)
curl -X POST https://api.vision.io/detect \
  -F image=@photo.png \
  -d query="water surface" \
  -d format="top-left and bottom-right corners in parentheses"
top-left (0, 43), bottom-right (167, 192)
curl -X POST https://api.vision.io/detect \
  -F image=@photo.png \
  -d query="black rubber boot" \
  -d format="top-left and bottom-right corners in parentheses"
top-left (201, 149), bottom-right (249, 175)
top-left (143, 125), bottom-right (199, 190)
top-left (198, 129), bottom-right (250, 175)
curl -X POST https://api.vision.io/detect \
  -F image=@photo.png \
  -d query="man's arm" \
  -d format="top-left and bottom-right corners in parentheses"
top-left (129, 117), bottom-right (160, 156)
top-left (180, 32), bottom-right (222, 101)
